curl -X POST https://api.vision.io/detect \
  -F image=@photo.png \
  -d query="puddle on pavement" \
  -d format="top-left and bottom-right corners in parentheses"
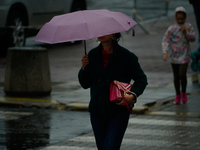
top-left (0, 107), bottom-right (91, 150)
top-left (2, 109), bottom-right (50, 150)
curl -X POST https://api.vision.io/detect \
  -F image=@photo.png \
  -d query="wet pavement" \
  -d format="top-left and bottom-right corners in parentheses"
top-left (0, 1), bottom-right (200, 150)
top-left (0, 108), bottom-right (91, 150)
top-left (45, 115), bottom-right (200, 150)
top-left (37, 79), bottom-right (200, 150)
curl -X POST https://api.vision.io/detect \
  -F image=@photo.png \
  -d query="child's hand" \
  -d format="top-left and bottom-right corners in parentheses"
top-left (181, 25), bottom-right (187, 36)
top-left (163, 53), bottom-right (168, 61)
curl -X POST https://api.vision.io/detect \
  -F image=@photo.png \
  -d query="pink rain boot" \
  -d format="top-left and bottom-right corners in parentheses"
top-left (181, 93), bottom-right (188, 104)
top-left (174, 95), bottom-right (181, 104)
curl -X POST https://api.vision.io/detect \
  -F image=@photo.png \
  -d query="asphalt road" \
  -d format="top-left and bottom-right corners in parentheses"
top-left (0, 107), bottom-right (92, 150)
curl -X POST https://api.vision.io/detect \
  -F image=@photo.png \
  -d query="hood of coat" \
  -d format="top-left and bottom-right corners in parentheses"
top-left (175, 6), bottom-right (187, 15)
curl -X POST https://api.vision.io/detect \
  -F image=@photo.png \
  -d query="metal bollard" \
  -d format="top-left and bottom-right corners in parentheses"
top-left (4, 47), bottom-right (52, 96)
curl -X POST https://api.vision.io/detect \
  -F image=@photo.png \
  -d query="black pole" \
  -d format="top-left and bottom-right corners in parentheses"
top-left (84, 40), bottom-right (87, 55)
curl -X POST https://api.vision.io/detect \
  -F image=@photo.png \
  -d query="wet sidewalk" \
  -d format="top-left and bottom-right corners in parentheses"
top-left (0, 11), bottom-right (199, 114)
top-left (0, 74), bottom-right (199, 115)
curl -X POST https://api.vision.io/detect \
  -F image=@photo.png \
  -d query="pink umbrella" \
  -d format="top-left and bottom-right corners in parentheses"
top-left (34, 9), bottom-right (137, 54)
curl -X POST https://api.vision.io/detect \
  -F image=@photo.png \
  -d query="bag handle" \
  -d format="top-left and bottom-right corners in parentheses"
top-left (120, 90), bottom-right (133, 113)
top-left (116, 81), bottom-right (137, 100)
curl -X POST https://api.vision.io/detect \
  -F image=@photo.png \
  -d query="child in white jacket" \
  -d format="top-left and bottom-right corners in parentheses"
top-left (162, 6), bottom-right (196, 104)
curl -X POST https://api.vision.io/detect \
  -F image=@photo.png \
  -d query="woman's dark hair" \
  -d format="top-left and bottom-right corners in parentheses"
top-left (176, 11), bottom-right (186, 18)
top-left (113, 33), bottom-right (122, 41)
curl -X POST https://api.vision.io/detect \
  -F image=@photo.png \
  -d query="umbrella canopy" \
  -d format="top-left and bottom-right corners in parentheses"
top-left (34, 9), bottom-right (137, 53)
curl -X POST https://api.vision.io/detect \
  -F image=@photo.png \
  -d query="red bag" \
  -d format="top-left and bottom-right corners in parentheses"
top-left (110, 80), bottom-right (135, 113)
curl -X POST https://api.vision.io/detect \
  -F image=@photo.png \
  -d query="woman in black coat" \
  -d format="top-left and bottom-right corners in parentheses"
top-left (78, 33), bottom-right (147, 150)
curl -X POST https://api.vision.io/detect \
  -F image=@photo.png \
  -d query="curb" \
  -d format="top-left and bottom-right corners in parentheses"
top-left (0, 97), bottom-right (64, 110)
top-left (65, 102), bottom-right (88, 111)
top-left (64, 102), bottom-right (149, 114)
top-left (0, 97), bottom-right (149, 114)
top-left (132, 105), bottom-right (148, 114)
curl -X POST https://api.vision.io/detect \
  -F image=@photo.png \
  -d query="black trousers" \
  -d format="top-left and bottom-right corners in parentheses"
top-left (90, 111), bottom-right (129, 150)
top-left (171, 63), bottom-right (188, 95)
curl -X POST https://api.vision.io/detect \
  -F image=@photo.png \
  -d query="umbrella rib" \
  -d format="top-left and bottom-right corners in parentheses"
top-left (82, 11), bottom-right (93, 39)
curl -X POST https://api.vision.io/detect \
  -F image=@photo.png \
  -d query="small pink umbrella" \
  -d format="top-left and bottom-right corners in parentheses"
top-left (34, 9), bottom-right (137, 54)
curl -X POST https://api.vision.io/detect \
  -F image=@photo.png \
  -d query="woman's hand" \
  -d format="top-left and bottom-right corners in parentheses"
top-left (81, 55), bottom-right (89, 70)
top-left (116, 94), bottom-right (136, 106)
top-left (163, 53), bottom-right (168, 61)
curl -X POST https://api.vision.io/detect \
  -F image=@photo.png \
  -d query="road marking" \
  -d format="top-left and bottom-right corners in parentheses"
top-left (0, 111), bottom-right (33, 120)
top-left (42, 146), bottom-right (96, 150)
top-left (41, 116), bottom-right (200, 150)
top-left (147, 111), bottom-right (200, 117)
top-left (126, 128), bottom-right (200, 136)
top-left (129, 118), bottom-right (200, 127)
top-left (42, 135), bottom-right (200, 149)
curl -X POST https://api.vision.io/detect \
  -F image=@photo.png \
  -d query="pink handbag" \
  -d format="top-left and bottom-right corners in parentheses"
top-left (110, 80), bottom-right (135, 113)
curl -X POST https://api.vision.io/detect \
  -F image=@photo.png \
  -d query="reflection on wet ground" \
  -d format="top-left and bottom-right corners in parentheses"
top-left (0, 107), bottom-right (91, 150)
top-left (4, 110), bottom-right (50, 149)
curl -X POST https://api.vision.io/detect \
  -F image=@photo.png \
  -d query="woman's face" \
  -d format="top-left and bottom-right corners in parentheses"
top-left (98, 34), bottom-right (113, 43)
top-left (176, 13), bottom-right (186, 25)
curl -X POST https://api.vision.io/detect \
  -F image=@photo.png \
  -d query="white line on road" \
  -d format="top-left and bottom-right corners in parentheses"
top-left (129, 118), bottom-right (200, 127)
top-left (0, 111), bottom-right (33, 120)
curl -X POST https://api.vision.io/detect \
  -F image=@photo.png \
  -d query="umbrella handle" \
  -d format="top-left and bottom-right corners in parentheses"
top-left (84, 40), bottom-right (87, 55)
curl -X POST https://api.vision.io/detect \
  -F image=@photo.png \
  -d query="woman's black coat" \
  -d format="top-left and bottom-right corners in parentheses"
top-left (78, 40), bottom-right (148, 115)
